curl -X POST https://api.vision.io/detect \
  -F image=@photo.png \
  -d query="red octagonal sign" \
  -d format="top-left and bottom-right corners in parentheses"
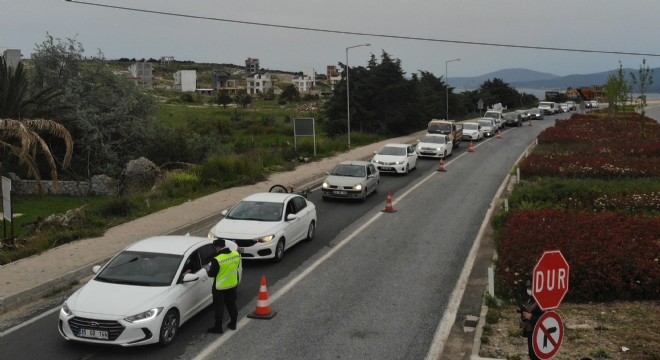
top-left (533, 250), bottom-right (570, 310)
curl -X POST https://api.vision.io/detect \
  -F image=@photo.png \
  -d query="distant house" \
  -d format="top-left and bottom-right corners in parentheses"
top-left (128, 62), bottom-right (153, 88)
top-left (292, 68), bottom-right (316, 92)
top-left (327, 65), bottom-right (342, 90)
top-left (212, 71), bottom-right (241, 95)
top-left (245, 57), bottom-right (260, 75)
top-left (173, 70), bottom-right (196, 92)
top-left (0, 47), bottom-right (21, 70)
top-left (160, 56), bottom-right (174, 66)
top-left (246, 73), bottom-right (274, 95)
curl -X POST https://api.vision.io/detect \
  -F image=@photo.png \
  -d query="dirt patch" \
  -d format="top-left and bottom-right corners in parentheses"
top-left (480, 301), bottom-right (660, 360)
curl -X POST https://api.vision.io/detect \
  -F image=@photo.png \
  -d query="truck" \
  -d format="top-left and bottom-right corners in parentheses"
top-left (538, 101), bottom-right (558, 115)
top-left (427, 119), bottom-right (463, 148)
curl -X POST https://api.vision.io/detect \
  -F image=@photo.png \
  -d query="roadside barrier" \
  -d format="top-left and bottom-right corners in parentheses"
top-left (247, 276), bottom-right (277, 319)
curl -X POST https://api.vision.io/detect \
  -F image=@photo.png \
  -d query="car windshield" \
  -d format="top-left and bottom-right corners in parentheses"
top-left (96, 251), bottom-right (182, 286)
top-left (225, 200), bottom-right (283, 222)
top-left (331, 164), bottom-right (366, 177)
top-left (484, 112), bottom-right (499, 118)
top-left (377, 146), bottom-right (406, 156)
top-left (530, 109), bottom-right (541, 114)
top-left (504, 114), bottom-right (517, 120)
top-left (428, 123), bottom-right (451, 134)
top-left (420, 135), bottom-right (445, 144)
top-left (479, 120), bottom-right (492, 127)
top-left (464, 123), bottom-right (478, 130)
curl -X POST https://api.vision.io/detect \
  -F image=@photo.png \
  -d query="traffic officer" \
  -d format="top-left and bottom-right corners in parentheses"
top-left (206, 238), bottom-right (241, 334)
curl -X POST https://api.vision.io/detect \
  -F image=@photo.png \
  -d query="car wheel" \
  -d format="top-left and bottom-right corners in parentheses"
top-left (273, 239), bottom-right (285, 263)
top-left (305, 221), bottom-right (315, 241)
top-left (269, 184), bottom-right (289, 193)
top-left (373, 180), bottom-right (379, 193)
top-left (404, 164), bottom-right (409, 175)
top-left (159, 309), bottom-right (179, 347)
top-left (360, 189), bottom-right (367, 202)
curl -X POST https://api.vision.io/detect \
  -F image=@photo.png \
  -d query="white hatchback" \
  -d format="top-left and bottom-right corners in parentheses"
top-left (462, 122), bottom-right (484, 141)
top-left (415, 134), bottom-right (453, 158)
top-left (208, 192), bottom-right (317, 262)
top-left (59, 235), bottom-right (233, 347)
top-left (371, 143), bottom-right (418, 175)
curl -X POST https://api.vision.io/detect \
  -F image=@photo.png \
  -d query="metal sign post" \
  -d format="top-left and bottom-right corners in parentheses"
top-left (2, 176), bottom-right (14, 241)
top-left (293, 118), bottom-right (316, 156)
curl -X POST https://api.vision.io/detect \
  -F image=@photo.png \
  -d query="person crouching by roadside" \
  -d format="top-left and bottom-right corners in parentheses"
top-left (519, 281), bottom-right (544, 360)
top-left (205, 238), bottom-right (241, 334)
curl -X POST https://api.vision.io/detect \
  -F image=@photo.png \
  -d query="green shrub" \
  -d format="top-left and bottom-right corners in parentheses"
top-left (156, 171), bottom-right (202, 198)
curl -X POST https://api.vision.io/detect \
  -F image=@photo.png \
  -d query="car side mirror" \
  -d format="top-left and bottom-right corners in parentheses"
top-left (286, 213), bottom-right (298, 221)
top-left (221, 209), bottom-right (229, 216)
top-left (92, 265), bottom-right (101, 274)
top-left (182, 273), bottom-right (199, 283)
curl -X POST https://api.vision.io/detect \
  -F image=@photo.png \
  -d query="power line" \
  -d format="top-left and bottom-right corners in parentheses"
top-left (65, 0), bottom-right (660, 58)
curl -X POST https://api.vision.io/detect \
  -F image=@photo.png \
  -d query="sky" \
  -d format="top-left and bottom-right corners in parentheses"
top-left (2, 0), bottom-right (660, 79)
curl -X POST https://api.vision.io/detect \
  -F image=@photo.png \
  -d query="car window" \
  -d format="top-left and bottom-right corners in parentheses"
top-left (292, 196), bottom-right (307, 213)
top-left (378, 146), bottom-right (406, 156)
top-left (96, 251), bottom-right (182, 286)
top-left (199, 244), bottom-right (216, 265)
top-left (226, 201), bottom-right (282, 222)
top-left (407, 146), bottom-right (415, 154)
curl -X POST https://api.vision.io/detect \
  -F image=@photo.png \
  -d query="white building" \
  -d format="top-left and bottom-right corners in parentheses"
top-left (292, 68), bottom-right (316, 92)
top-left (127, 62), bottom-right (153, 88)
top-left (0, 47), bottom-right (22, 70)
top-left (246, 73), bottom-right (274, 95)
top-left (173, 70), bottom-right (197, 92)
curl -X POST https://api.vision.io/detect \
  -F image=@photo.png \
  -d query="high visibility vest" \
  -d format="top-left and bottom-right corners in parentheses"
top-left (214, 251), bottom-right (241, 290)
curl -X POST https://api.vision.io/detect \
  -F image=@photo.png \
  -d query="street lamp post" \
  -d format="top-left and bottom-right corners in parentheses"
top-left (445, 58), bottom-right (461, 120)
top-left (346, 43), bottom-right (371, 149)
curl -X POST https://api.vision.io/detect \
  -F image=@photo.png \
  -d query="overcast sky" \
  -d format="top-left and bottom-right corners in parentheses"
top-left (2, 0), bottom-right (659, 78)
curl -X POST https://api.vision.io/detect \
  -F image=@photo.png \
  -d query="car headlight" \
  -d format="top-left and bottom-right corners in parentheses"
top-left (395, 161), bottom-right (404, 165)
top-left (124, 307), bottom-right (163, 323)
top-left (61, 302), bottom-right (73, 317)
top-left (322, 182), bottom-right (330, 189)
top-left (256, 234), bottom-right (275, 243)
top-left (354, 184), bottom-right (363, 191)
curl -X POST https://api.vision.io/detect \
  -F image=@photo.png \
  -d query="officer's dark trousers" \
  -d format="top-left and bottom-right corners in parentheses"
top-left (213, 287), bottom-right (238, 329)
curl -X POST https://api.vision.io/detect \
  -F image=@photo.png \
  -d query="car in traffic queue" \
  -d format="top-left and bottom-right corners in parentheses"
top-left (371, 143), bottom-right (418, 175)
top-left (564, 101), bottom-right (577, 111)
top-left (207, 192), bottom-right (317, 262)
top-left (321, 160), bottom-right (379, 202)
top-left (527, 108), bottom-right (544, 120)
top-left (503, 112), bottom-right (523, 127)
top-left (478, 118), bottom-right (496, 137)
top-left (462, 121), bottom-right (484, 142)
top-left (415, 133), bottom-right (453, 158)
top-left (516, 110), bottom-right (530, 122)
top-left (59, 235), bottom-right (239, 347)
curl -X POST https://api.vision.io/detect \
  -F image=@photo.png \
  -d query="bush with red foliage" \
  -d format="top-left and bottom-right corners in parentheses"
top-left (497, 209), bottom-right (660, 303)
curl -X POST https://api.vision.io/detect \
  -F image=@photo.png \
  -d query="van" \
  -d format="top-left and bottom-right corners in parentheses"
top-left (538, 101), bottom-right (558, 115)
top-left (482, 110), bottom-right (504, 129)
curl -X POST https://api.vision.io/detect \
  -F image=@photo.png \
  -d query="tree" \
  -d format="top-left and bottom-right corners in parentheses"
top-left (235, 92), bottom-right (252, 108)
top-left (0, 118), bottom-right (73, 192)
top-left (629, 58), bottom-right (654, 117)
top-left (279, 85), bottom-right (300, 103)
top-left (604, 62), bottom-right (630, 115)
top-left (216, 90), bottom-right (233, 108)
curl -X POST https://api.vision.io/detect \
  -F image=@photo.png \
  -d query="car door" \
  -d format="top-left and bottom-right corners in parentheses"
top-left (284, 197), bottom-right (307, 246)
top-left (366, 164), bottom-right (379, 194)
top-left (407, 146), bottom-right (418, 169)
top-left (177, 246), bottom-right (211, 322)
top-left (445, 136), bottom-right (453, 156)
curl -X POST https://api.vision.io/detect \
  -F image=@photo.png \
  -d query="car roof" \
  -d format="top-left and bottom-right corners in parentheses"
top-left (381, 143), bottom-right (409, 148)
top-left (421, 133), bottom-right (447, 138)
top-left (241, 192), bottom-right (299, 203)
top-left (338, 160), bottom-right (371, 166)
top-left (126, 235), bottom-right (210, 255)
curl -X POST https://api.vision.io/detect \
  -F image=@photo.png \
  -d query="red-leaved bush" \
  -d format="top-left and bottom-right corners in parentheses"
top-left (497, 209), bottom-right (660, 302)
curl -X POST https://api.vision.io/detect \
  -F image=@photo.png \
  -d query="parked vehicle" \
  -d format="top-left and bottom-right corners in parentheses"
top-left (462, 121), bottom-right (484, 141)
top-left (516, 110), bottom-right (530, 122)
top-left (559, 103), bottom-right (569, 113)
top-left (503, 112), bottom-right (523, 127)
top-left (321, 160), bottom-right (379, 202)
top-left (207, 192), bottom-right (317, 262)
top-left (527, 108), bottom-right (544, 120)
top-left (427, 119), bottom-right (463, 148)
top-left (482, 110), bottom-right (504, 130)
top-left (564, 101), bottom-right (577, 111)
top-left (371, 143), bottom-right (418, 175)
top-left (478, 118), bottom-right (496, 137)
top-left (415, 133), bottom-right (453, 158)
top-left (59, 235), bottom-right (237, 346)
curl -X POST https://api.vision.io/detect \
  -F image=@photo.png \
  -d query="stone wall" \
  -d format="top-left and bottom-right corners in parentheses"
top-left (5, 173), bottom-right (119, 196)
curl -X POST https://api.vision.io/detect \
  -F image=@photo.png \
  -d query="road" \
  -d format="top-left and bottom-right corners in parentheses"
top-left (0, 115), bottom-right (567, 359)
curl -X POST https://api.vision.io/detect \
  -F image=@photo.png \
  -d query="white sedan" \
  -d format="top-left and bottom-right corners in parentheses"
top-left (415, 134), bottom-right (453, 158)
top-left (59, 235), bottom-right (232, 347)
top-left (208, 192), bottom-right (317, 262)
top-left (371, 143), bottom-right (418, 175)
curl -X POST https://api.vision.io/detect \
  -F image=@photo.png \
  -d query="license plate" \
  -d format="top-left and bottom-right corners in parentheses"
top-left (78, 328), bottom-right (109, 340)
top-left (334, 190), bottom-right (347, 195)
top-left (380, 166), bottom-right (393, 171)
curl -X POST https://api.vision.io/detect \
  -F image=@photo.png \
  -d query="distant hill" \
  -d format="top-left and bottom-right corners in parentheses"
top-left (449, 67), bottom-right (660, 93)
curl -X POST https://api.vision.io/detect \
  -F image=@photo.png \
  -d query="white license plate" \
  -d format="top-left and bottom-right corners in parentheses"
top-left (78, 328), bottom-right (109, 340)
top-left (334, 190), bottom-right (347, 195)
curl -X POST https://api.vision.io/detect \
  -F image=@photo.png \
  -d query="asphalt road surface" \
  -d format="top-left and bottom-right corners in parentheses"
top-left (0, 114), bottom-right (569, 360)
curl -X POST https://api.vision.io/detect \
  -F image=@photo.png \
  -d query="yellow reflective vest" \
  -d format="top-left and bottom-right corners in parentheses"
top-left (214, 251), bottom-right (241, 290)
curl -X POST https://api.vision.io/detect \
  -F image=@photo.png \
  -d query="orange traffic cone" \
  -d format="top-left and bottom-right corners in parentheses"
top-left (437, 159), bottom-right (446, 172)
top-left (247, 276), bottom-right (277, 319)
top-left (497, 130), bottom-right (503, 139)
top-left (468, 141), bottom-right (475, 152)
top-left (382, 192), bottom-right (396, 213)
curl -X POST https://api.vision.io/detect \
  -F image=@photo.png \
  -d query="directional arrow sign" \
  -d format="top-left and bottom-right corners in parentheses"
top-left (533, 250), bottom-right (570, 310)
top-left (533, 311), bottom-right (564, 359)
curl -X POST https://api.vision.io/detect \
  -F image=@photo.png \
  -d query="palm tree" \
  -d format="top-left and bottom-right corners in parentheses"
top-left (1, 57), bottom-right (73, 191)
top-left (1, 118), bottom-right (73, 192)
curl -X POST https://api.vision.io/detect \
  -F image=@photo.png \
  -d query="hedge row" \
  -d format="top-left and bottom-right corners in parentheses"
top-left (497, 209), bottom-right (660, 302)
